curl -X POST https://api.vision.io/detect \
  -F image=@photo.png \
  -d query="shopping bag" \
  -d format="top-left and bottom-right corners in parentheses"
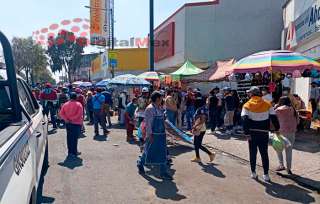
top-left (271, 134), bottom-right (284, 152)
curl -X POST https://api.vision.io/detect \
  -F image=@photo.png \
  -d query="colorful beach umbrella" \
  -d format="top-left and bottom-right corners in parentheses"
top-left (138, 71), bottom-right (165, 81)
top-left (232, 50), bottom-right (320, 74)
top-left (108, 74), bottom-right (151, 86)
top-left (171, 60), bottom-right (204, 80)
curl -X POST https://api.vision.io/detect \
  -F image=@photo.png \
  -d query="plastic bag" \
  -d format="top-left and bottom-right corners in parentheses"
top-left (271, 133), bottom-right (292, 152)
top-left (271, 134), bottom-right (284, 152)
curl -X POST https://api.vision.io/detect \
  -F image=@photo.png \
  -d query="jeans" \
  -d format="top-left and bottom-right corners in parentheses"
top-left (186, 106), bottom-right (195, 130)
top-left (277, 133), bottom-right (295, 170)
top-left (249, 133), bottom-right (269, 175)
top-left (137, 150), bottom-right (168, 175)
top-left (66, 123), bottom-right (81, 155)
top-left (166, 110), bottom-right (177, 126)
top-left (194, 131), bottom-right (211, 158)
top-left (93, 110), bottom-right (108, 135)
top-left (181, 110), bottom-right (186, 126)
top-left (44, 105), bottom-right (57, 128)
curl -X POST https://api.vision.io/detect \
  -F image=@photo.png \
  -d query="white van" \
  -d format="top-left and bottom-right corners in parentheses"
top-left (0, 31), bottom-right (49, 204)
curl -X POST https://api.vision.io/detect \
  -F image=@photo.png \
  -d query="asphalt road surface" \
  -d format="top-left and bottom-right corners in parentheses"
top-left (38, 123), bottom-right (320, 204)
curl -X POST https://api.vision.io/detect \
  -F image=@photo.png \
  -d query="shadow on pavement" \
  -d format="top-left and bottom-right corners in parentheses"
top-left (79, 133), bottom-right (87, 139)
top-left (293, 138), bottom-right (320, 154)
top-left (257, 180), bottom-right (316, 203)
top-left (48, 129), bottom-right (57, 135)
top-left (37, 163), bottom-right (55, 204)
top-left (141, 170), bottom-right (187, 201)
top-left (93, 134), bottom-right (108, 142)
top-left (168, 145), bottom-right (193, 157)
top-left (277, 173), bottom-right (320, 193)
top-left (58, 156), bottom-right (83, 170)
top-left (198, 163), bottom-right (226, 178)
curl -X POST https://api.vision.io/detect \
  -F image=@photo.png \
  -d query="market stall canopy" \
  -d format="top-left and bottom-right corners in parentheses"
top-left (170, 60), bottom-right (204, 80)
top-left (137, 71), bottom-right (166, 81)
top-left (209, 59), bottom-right (236, 81)
top-left (79, 82), bottom-right (93, 88)
top-left (108, 74), bottom-right (151, 87)
top-left (95, 79), bottom-right (110, 87)
top-left (232, 50), bottom-right (320, 74)
top-left (72, 81), bottom-right (83, 87)
top-left (183, 59), bottom-right (235, 82)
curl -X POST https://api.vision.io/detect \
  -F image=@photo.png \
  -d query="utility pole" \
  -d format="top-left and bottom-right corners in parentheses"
top-left (149, 0), bottom-right (155, 71)
top-left (110, 0), bottom-right (115, 78)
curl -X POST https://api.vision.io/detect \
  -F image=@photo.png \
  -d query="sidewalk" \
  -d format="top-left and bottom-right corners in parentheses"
top-left (203, 130), bottom-right (320, 192)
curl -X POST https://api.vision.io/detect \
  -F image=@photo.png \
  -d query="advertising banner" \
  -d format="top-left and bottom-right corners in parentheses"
top-left (90, 0), bottom-right (109, 46)
top-left (287, 0), bottom-right (320, 49)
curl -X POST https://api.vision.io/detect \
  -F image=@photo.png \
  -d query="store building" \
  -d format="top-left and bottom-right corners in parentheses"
top-left (282, 0), bottom-right (318, 105)
top-left (154, 0), bottom-right (284, 71)
top-left (90, 48), bottom-right (148, 81)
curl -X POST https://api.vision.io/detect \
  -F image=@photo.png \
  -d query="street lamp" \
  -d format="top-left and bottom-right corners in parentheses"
top-left (149, 0), bottom-right (155, 71)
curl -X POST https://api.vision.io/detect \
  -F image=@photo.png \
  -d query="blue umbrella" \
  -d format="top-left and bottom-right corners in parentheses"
top-left (108, 74), bottom-right (151, 86)
top-left (96, 79), bottom-right (110, 87)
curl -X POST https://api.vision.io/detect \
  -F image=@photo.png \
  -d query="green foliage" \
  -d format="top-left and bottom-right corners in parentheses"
top-left (11, 37), bottom-right (48, 84)
top-left (46, 30), bottom-right (87, 83)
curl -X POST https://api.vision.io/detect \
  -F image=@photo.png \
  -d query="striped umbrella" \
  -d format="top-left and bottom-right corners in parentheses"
top-left (232, 50), bottom-right (320, 74)
top-left (138, 71), bottom-right (165, 81)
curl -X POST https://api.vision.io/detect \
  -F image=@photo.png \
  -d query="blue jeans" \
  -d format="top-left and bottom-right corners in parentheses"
top-left (186, 106), bottom-right (195, 130)
top-left (138, 150), bottom-right (168, 175)
top-left (166, 110), bottom-right (177, 126)
top-left (66, 123), bottom-right (81, 155)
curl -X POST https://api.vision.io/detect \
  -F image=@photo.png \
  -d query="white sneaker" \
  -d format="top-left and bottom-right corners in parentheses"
top-left (263, 174), bottom-right (271, 182)
top-left (251, 172), bottom-right (258, 179)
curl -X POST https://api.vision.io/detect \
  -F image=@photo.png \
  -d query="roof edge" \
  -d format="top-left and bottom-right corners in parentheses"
top-left (155, 1), bottom-right (219, 32)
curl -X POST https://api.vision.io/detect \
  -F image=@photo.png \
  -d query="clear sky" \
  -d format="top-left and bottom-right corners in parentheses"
top-left (0, 0), bottom-right (205, 40)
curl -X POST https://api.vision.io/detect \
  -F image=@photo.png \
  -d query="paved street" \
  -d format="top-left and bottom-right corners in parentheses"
top-left (39, 122), bottom-right (320, 204)
top-left (203, 130), bottom-right (320, 191)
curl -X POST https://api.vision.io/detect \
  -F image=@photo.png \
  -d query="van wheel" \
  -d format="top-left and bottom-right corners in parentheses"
top-left (29, 187), bottom-right (37, 204)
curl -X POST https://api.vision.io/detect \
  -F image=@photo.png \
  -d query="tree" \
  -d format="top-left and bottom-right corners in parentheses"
top-left (33, 67), bottom-right (56, 85)
top-left (11, 37), bottom-right (48, 84)
top-left (47, 30), bottom-right (88, 83)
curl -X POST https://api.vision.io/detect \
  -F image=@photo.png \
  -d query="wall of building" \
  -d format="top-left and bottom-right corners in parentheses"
top-left (185, 0), bottom-right (284, 65)
top-left (154, 8), bottom-right (186, 70)
top-left (113, 48), bottom-right (148, 71)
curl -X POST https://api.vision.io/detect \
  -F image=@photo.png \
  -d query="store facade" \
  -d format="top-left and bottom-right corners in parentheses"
top-left (90, 48), bottom-right (149, 81)
top-left (155, 0), bottom-right (284, 71)
top-left (282, 0), bottom-right (320, 105)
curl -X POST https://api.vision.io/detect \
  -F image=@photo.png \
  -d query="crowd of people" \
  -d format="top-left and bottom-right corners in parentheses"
top-left (33, 81), bottom-right (320, 181)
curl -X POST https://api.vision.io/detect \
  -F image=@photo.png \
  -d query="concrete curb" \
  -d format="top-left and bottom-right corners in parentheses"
top-left (203, 143), bottom-right (320, 194)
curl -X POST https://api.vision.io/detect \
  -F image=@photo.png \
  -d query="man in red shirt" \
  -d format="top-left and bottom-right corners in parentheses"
top-left (40, 83), bottom-right (58, 129)
top-left (59, 92), bottom-right (84, 157)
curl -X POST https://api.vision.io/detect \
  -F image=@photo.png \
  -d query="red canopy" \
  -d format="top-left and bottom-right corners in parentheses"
top-left (183, 59), bottom-right (235, 82)
top-left (209, 59), bottom-right (235, 81)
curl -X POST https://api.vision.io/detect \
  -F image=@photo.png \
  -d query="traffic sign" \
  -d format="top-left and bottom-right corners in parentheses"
top-left (108, 51), bottom-right (117, 60)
